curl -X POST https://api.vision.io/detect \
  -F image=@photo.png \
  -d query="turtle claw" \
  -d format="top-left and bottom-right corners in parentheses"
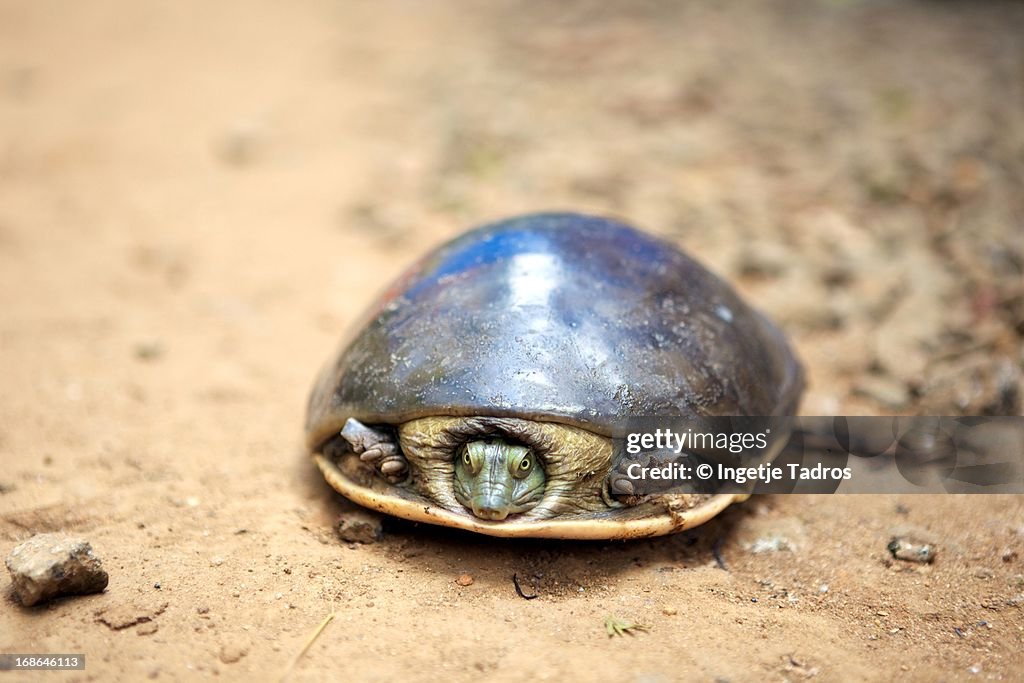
top-left (341, 418), bottom-right (409, 483)
top-left (379, 458), bottom-right (407, 476)
top-left (357, 442), bottom-right (396, 463)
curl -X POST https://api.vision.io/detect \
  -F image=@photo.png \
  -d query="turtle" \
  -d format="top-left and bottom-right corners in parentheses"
top-left (306, 212), bottom-right (803, 539)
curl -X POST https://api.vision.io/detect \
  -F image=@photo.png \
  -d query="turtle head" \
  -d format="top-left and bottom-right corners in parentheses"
top-left (453, 440), bottom-right (545, 521)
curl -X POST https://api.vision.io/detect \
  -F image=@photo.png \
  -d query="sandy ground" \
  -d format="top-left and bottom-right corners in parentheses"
top-left (2, 1), bottom-right (1023, 681)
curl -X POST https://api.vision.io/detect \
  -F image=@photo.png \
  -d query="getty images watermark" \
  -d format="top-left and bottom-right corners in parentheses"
top-left (607, 417), bottom-right (1024, 495)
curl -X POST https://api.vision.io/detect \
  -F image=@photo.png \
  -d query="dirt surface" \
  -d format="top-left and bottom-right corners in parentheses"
top-left (2, 1), bottom-right (1023, 681)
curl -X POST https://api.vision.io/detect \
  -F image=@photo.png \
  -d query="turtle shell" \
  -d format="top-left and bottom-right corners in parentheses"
top-left (306, 212), bottom-right (802, 449)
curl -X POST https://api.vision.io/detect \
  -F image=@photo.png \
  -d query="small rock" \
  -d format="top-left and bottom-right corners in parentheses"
top-left (336, 509), bottom-right (383, 544)
top-left (5, 533), bottom-right (109, 606)
top-left (887, 537), bottom-right (935, 564)
top-left (662, 607), bottom-right (678, 616)
top-left (737, 516), bottom-right (805, 554)
top-left (218, 641), bottom-right (248, 664)
top-left (749, 536), bottom-right (792, 554)
top-left (456, 573), bottom-right (474, 587)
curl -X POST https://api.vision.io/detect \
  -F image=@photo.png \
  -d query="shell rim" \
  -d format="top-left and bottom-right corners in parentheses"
top-left (313, 453), bottom-right (746, 540)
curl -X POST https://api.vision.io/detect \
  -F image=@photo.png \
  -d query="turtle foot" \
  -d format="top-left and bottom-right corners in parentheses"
top-left (340, 418), bottom-right (409, 484)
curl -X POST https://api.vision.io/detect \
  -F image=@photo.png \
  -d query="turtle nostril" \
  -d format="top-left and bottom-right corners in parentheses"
top-left (473, 504), bottom-right (509, 521)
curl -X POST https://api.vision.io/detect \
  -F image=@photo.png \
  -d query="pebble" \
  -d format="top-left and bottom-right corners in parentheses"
top-left (336, 509), bottom-right (383, 544)
top-left (5, 533), bottom-right (109, 606)
top-left (737, 516), bottom-right (805, 554)
top-left (887, 537), bottom-right (936, 564)
top-left (456, 573), bottom-right (474, 587)
top-left (749, 536), bottom-right (792, 554)
top-left (662, 607), bottom-right (678, 616)
top-left (218, 641), bottom-right (248, 664)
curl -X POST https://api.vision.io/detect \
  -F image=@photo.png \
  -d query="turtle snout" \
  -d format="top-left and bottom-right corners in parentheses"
top-left (472, 492), bottom-right (511, 521)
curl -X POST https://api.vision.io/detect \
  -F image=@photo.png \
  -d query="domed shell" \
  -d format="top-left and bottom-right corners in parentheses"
top-left (307, 212), bottom-right (802, 448)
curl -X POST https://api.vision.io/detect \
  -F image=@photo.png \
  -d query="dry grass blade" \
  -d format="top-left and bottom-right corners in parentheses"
top-left (280, 609), bottom-right (336, 682)
top-left (604, 615), bottom-right (649, 637)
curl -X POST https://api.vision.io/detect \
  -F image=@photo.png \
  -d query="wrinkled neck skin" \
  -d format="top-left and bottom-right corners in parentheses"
top-left (397, 416), bottom-right (615, 521)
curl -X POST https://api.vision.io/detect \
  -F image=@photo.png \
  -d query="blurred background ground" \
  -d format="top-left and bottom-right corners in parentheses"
top-left (1, 0), bottom-right (1022, 680)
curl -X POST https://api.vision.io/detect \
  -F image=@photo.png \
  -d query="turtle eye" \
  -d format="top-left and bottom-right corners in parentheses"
top-left (462, 450), bottom-right (472, 466)
top-left (510, 453), bottom-right (534, 478)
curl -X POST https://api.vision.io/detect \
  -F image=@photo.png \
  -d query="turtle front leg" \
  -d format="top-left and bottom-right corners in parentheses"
top-left (340, 418), bottom-right (409, 483)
